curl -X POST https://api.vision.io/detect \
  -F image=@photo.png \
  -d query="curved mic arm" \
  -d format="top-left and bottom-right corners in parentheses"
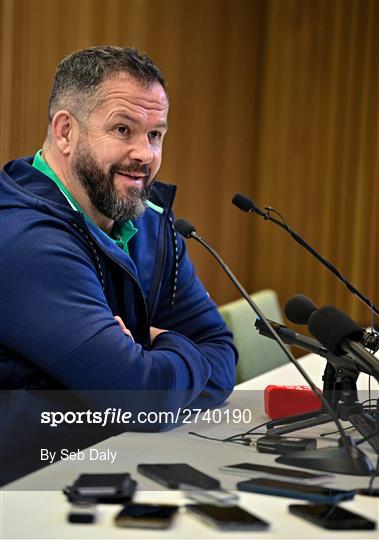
top-left (264, 211), bottom-right (379, 316)
top-left (180, 227), bottom-right (361, 470)
top-left (233, 193), bottom-right (379, 316)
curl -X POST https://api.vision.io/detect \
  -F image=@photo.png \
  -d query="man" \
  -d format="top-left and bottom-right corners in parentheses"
top-left (0, 46), bottom-right (237, 472)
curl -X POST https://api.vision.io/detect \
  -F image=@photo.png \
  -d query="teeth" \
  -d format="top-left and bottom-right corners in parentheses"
top-left (119, 172), bottom-right (142, 179)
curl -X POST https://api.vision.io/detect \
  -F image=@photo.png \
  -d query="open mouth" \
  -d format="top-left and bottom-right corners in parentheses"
top-left (117, 172), bottom-right (145, 181)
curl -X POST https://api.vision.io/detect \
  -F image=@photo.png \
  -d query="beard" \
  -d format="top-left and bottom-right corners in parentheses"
top-left (72, 139), bottom-right (152, 222)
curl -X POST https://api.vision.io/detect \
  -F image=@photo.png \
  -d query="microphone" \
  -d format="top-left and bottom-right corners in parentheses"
top-left (254, 317), bottom-right (370, 375)
top-left (308, 306), bottom-right (379, 377)
top-left (284, 294), bottom-right (317, 325)
top-left (285, 294), bottom-right (379, 353)
top-left (174, 218), bottom-right (368, 473)
top-left (232, 192), bottom-right (379, 317)
top-left (232, 193), bottom-right (266, 217)
top-left (174, 219), bottom-right (195, 238)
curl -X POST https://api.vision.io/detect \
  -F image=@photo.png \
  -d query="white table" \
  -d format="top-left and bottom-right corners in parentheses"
top-left (239, 352), bottom-right (379, 391)
top-left (1, 354), bottom-right (378, 539)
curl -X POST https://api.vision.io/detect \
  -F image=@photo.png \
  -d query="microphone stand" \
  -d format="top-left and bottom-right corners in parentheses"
top-left (276, 382), bottom-right (379, 470)
top-left (255, 319), bottom-right (379, 459)
top-left (175, 220), bottom-right (374, 475)
top-left (264, 364), bottom-right (343, 432)
top-left (255, 318), bottom-right (359, 431)
top-left (232, 195), bottom-right (379, 470)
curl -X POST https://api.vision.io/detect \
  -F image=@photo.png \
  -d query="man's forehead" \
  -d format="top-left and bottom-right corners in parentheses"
top-left (99, 73), bottom-right (168, 111)
top-left (110, 110), bottom-right (168, 129)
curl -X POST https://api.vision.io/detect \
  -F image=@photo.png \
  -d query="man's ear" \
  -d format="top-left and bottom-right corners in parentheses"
top-left (50, 111), bottom-right (76, 155)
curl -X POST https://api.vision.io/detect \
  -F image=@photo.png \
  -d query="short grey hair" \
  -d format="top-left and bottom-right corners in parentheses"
top-left (48, 46), bottom-right (167, 122)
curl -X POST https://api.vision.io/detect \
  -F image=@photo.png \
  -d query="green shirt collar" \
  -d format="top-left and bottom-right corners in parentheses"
top-left (32, 149), bottom-right (138, 254)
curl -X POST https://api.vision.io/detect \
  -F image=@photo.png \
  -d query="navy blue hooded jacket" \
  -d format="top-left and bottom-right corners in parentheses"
top-left (0, 157), bottom-right (237, 422)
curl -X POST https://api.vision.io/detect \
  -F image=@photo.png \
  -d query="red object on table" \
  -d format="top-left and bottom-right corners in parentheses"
top-left (264, 384), bottom-right (322, 420)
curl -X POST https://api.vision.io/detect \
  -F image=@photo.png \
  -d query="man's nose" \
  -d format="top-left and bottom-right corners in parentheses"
top-left (128, 135), bottom-right (154, 164)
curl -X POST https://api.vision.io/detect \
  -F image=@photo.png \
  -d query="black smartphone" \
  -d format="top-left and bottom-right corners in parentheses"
top-left (67, 500), bottom-right (97, 524)
top-left (289, 504), bottom-right (376, 530)
top-left (114, 503), bottom-right (179, 529)
top-left (220, 462), bottom-right (331, 484)
top-left (64, 473), bottom-right (136, 503)
top-left (137, 463), bottom-right (220, 489)
top-left (186, 504), bottom-right (269, 531)
top-left (237, 478), bottom-right (356, 504)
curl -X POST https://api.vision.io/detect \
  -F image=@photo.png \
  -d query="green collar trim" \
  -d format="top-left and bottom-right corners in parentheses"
top-left (146, 200), bottom-right (163, 214)
top-left (32, 150), bottom-right (138, 253)
top-left (32, 150), bottom-right (82, 213)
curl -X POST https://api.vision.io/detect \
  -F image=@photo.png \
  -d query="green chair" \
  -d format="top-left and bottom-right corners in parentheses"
top-left (219, 289), bottom-right (289, 383)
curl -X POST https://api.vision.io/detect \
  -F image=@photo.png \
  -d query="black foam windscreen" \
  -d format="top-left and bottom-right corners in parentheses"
top-left (232, 193), bottom-right (254, 212)
top-left (174, 219), bottom-right (196, 239)
top-left (284, 294), bottom-right (317, 325)
top-left (308, 306), bottom-right (364, 355)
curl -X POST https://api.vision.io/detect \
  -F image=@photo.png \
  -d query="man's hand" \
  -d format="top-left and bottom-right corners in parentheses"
top-left (114, 315), bottom-right (135, 342)
top-left (114, 317), bottom-right (167, 344)
top-left (150, 326), bottom-right (168, 342)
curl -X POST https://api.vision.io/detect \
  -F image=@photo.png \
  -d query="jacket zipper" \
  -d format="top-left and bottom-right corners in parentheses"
top-left (146, 189), bottom-right (176, 323)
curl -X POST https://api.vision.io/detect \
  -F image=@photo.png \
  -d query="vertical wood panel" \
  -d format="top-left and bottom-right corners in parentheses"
top-left (249, 0), bottom-right (379, 326)
top-left (0, 0), bottom-right (15, 160)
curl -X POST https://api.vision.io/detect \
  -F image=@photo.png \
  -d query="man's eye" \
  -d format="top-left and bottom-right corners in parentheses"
top-left (115, 126), bottom-right (129, 135)
top-left (149, 131), bottom-right (162, 141)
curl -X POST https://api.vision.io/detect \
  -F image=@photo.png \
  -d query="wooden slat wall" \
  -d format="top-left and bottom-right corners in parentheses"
top-left (0, 0), bottom-right (378, 326)
top-left (252, 0), bottom-right (379, 325)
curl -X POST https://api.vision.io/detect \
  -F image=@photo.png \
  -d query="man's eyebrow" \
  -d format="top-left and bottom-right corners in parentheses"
top-left (154, 122), bottom-right (169, 130)
top-left (110, 112), bottom-right (168, 130)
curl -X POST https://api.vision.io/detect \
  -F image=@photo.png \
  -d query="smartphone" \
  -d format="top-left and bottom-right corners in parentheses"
top-left (64, 473), bottom-right (136, 503)
top-left (137, 463), bottom-right (220, 489)
top-left (237, 478), bottom-right (356, 504)
top-left (289, 504), bottom-right (376, 530)
top-left (186, 504), bottom-right (269, 531)
top-left (114, 503), bottom-right (179, 529)
top-left (220, 462), bottom-right (331, 484)
top-left (67, 500), bottom-right (97, 524)
top-left (180, 483), bottom-right (239, 505)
